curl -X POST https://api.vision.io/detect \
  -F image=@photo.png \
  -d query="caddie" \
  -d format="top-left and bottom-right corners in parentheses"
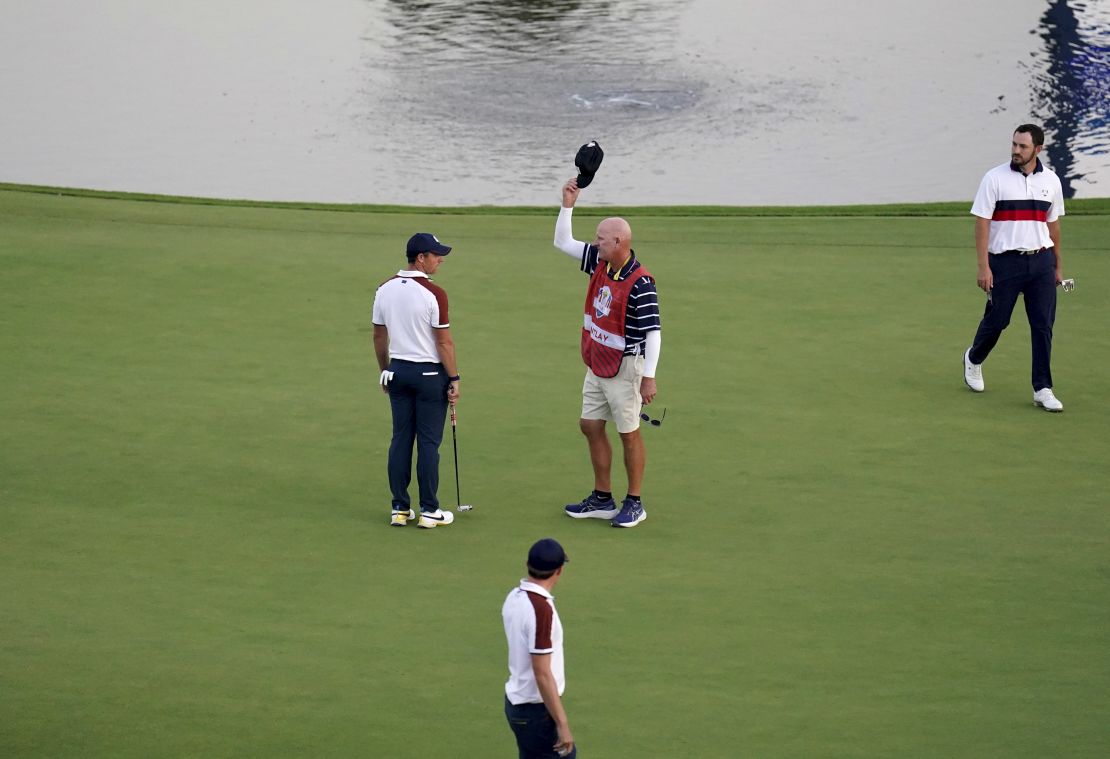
top-left (552, 168), bottom-right (662, 529)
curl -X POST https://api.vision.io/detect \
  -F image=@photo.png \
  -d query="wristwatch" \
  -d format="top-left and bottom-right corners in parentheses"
top-left (448, 374), bottom-right (460, 382)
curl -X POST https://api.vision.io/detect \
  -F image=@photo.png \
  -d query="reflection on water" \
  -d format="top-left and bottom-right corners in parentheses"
top-left (355, 0), bottom-right (717, 201)
top-left (1030, 0), bottom-right (1110, 198)
top-left (1, 0), bottom-right (1109, 205)
top-left (374, 0), bottom-right (701, 129)
top-left (381, 0), bottom-right (676, 64)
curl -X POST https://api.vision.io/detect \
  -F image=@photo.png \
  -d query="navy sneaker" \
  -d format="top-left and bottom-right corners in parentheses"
top-left (611, 498), bottom-right (647, 528)
top-left (565, 492), bottom-right (619, 519)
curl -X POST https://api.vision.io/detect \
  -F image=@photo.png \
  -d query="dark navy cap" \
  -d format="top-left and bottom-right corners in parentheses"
top-left (406, 233), bottom-right (452, 257)
top-left (527, 538), bottom-right (568, 571)
top-left (575, 141), bottom-right (604, 188)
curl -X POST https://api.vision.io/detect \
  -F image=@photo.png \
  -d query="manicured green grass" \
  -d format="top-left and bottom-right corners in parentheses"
top-left (2, 188), bottom-right (1108, 758)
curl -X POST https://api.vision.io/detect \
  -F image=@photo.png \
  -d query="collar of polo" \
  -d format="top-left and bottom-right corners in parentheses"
top-left (397, 269), bottom-right (430, 278)
top-left (519, 579), bottom-right (553, 598)
top-left (1011, 157), bottom-right (1044, 175)
top-left (607, 250), bottom-right (637, 281)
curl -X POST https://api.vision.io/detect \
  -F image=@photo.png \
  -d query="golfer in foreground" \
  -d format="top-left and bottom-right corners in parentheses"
top-left (502, 538), bottom-right (575, 758)
top-left (554, 178), bottom-right (662, 528)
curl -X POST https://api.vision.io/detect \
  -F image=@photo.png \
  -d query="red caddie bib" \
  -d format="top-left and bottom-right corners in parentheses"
top-left (581, 264), bottom-right (651, 378)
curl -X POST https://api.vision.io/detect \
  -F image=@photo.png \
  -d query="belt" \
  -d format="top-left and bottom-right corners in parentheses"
top-left (996, 247), bottom-right (1050, 256)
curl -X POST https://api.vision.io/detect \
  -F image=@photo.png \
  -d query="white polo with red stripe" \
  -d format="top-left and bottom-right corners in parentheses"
top-left (371, 270), bottom-right (449, 362)
top-left (502, 580), bottom-right (565, 705)
top-left (971, 159), bottom-right (1065, 253)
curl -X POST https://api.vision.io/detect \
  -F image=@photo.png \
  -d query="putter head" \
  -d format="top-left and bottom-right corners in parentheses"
top-left (456, 504), bottom-right (473, 512)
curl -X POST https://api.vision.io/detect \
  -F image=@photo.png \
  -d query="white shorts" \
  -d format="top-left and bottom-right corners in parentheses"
top-left (581, 355), bottom-right (644, 434)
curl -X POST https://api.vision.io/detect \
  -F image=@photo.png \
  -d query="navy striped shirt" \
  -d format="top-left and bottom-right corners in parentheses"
top-left (578, 244), bottom-right (661, 356)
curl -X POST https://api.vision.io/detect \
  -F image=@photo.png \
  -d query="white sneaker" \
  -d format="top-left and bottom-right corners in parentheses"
top-left (418, 509), bottom-right (455, 528)
top-left (390, 509), bottom-right (415, 527)
top-left (1033, 388), bottom-right (1063, 412)
top-left (963, 349), bottom-right (984, 392)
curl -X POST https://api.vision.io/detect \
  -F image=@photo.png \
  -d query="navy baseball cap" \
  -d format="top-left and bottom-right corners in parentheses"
top-left (527, 538), bottom-right (569, 571)
top-left (406, 233), bottom-right (452, 257)
top-left (575, 141), bottom-right (604, 188)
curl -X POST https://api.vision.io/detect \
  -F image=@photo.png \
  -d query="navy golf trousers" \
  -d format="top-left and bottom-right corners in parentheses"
top-left (505, 698), bottom-right (577, 759)
top-left (968, 248), bottom-right (1057, 391)
top-left (387, 359), bottom-right (449, 512)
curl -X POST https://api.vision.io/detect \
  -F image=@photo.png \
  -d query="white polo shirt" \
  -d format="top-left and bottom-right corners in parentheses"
top-left (502, 580), bottom-right (565, 705)
top-left (971, 159), bottom-right (1065, 254)
top-left (371, 270), bottom-right (449, 363)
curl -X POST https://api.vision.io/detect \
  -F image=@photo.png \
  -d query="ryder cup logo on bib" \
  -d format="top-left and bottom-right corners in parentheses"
top-left (593, 286), bottom-right (613, 319)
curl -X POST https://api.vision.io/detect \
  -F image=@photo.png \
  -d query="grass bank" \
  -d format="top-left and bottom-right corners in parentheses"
top-left (5, 181), bottom-right (1110, 217)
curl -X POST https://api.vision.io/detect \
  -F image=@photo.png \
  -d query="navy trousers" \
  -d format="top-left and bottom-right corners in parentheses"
top-left (968, 248), bottom-right (1058, 391)
top-left (504, 698), bottom-right (577, 759)
top-left (387, 359), bottom-right (449, 512)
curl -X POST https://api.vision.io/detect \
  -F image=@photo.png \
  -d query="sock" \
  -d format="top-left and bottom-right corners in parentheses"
top-left (625, 494), bottom-right (641, 503)
top-left (593, 490), bottom-right (612, 501)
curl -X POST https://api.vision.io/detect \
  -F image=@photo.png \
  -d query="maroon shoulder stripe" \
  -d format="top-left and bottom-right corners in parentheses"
top-left (525, 591), bottom-right (553, 649)
top-left (414, 278), bottom-right (450, 325)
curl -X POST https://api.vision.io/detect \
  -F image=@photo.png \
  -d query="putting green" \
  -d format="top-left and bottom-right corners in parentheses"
top-left (2, 187), bottom-right (1107, 757)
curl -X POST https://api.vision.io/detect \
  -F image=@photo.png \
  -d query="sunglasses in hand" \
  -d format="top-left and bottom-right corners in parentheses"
top-left (639, 407), bottom-right (666, 427)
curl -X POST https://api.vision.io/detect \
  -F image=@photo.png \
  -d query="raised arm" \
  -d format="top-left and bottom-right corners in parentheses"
top-left (554, 179), bottom-right (587, 260)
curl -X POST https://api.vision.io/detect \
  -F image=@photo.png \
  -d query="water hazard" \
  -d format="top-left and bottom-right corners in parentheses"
top-left (0, 0), bottom-right (1107, 205)
top-left (1030, 0), bottom-right (1110, 198)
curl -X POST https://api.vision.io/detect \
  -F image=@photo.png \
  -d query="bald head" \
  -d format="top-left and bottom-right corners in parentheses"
top-left (594, 217), bottom-right (633, 263)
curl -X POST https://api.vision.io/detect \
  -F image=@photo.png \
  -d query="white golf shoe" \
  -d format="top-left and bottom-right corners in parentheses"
top-left (418, 509), bottom-right (455, 528)
top-left (1033, 388), bottom-right (1063, 412)
top-left (390, 509), bottom-right (416, 527)
top-left (963, 349), bottom-right (984, 392)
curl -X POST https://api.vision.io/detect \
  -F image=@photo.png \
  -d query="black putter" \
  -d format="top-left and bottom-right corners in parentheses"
top-left (450, 406), bottom-right (473, 512)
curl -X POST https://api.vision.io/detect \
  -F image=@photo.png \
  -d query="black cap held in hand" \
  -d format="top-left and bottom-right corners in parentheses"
top-left (575, 141), bottom-right (604, 188)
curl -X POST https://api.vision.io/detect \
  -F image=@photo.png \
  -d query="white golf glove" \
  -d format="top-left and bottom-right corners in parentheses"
top-left (379, 370), bottom-right (394, 388)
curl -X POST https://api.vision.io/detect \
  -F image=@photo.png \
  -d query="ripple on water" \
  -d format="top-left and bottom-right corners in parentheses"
top-left (570, 88), bottom-right (700, 112)
top-left (378, 0), bottom-right (683, 67)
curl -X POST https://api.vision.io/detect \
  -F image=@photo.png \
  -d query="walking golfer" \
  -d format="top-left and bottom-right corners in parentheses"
top-left (502, 538), bottom-right (576, 758)
top-left (372, 233), bottom-right (461, 528)
top-left (554, 178), bottom-right (662, 528)
top-left (962, 124), bottom-right (1067, 411)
